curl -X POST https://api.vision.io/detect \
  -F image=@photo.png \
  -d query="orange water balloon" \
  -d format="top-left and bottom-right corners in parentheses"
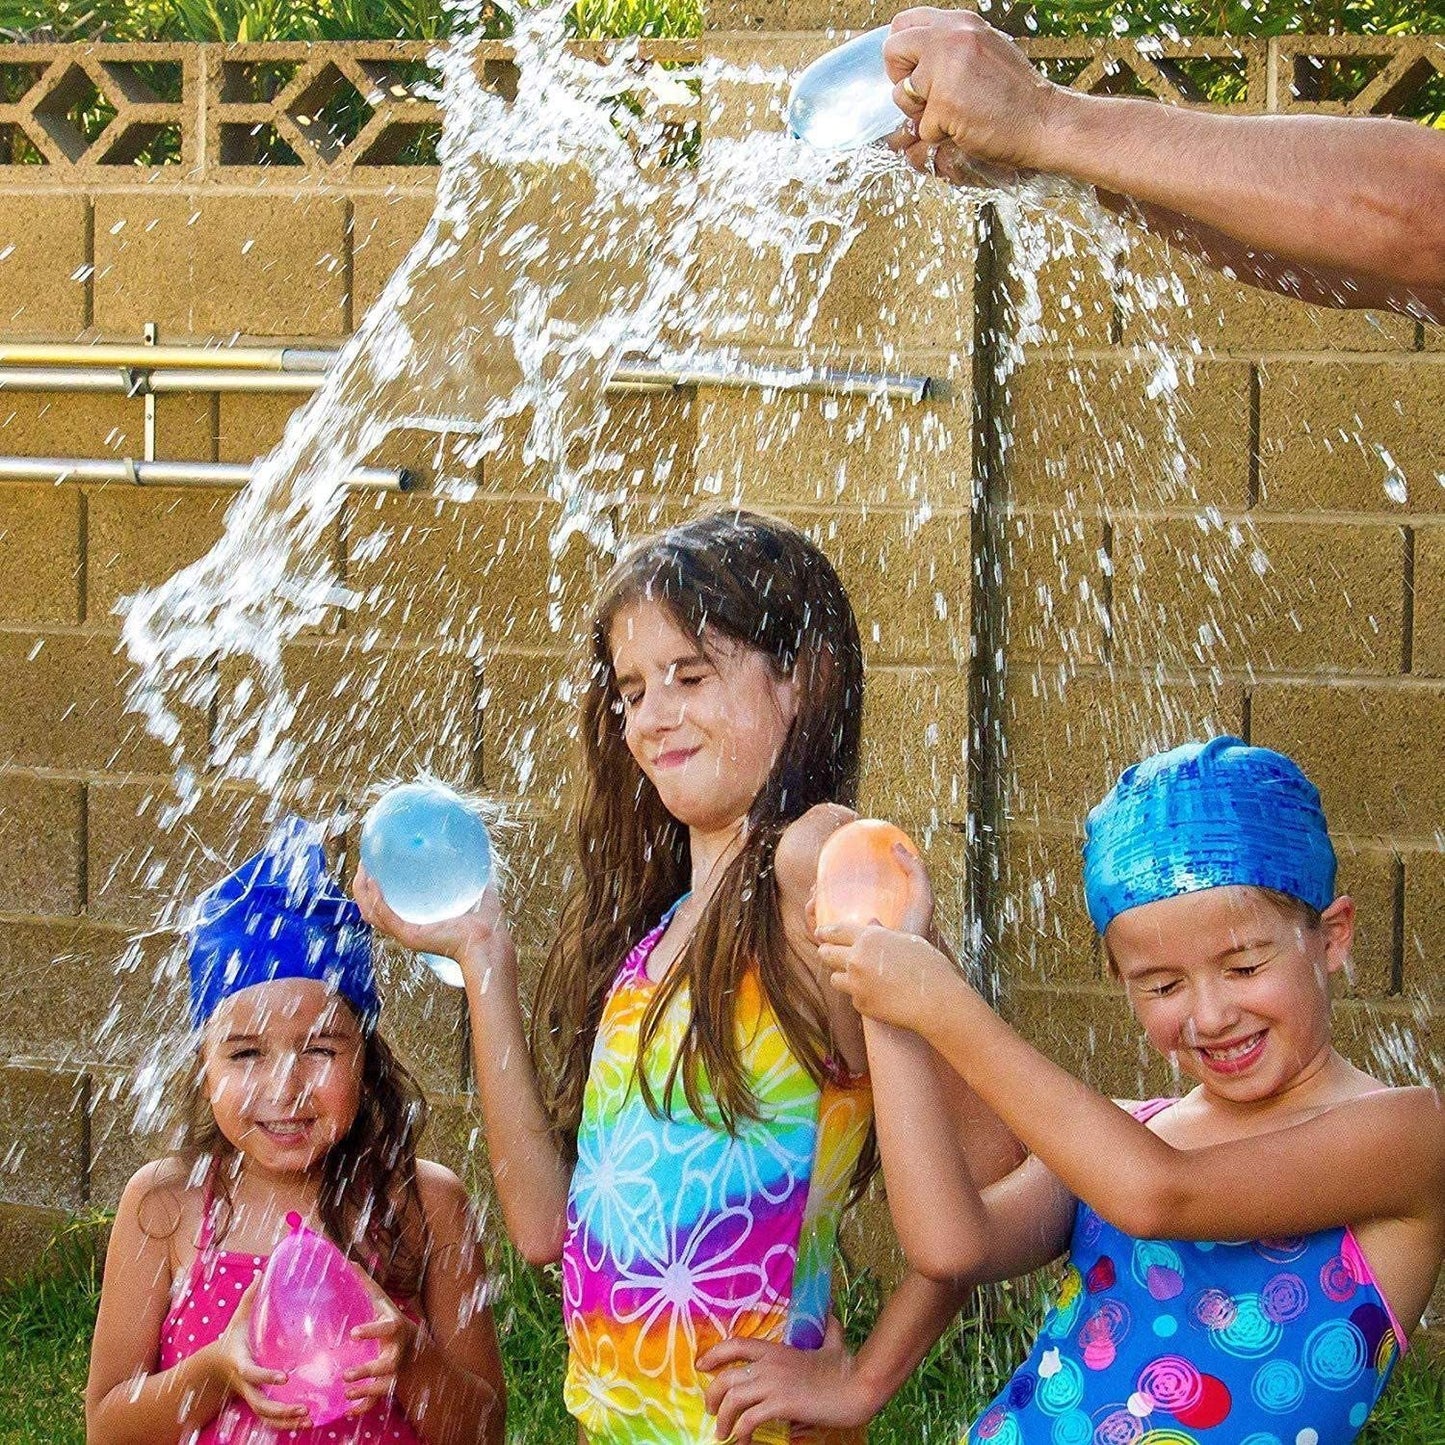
top-left (814, 819), bottom-right (922, 931)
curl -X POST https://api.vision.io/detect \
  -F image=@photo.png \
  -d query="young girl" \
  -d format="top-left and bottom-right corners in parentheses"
top-left (354, 511), bottom-right (1020, 1445)
top-left (824, 736), bottom-right (1445, 1444)
top-left (87, 819), bottom-right (506, 1445)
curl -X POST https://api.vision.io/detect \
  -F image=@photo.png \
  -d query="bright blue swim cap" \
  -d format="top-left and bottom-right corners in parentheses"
top-left (1082, 736), bottom-right (1337, 934)
top-left (185, 817), bottom-right (377, 1029)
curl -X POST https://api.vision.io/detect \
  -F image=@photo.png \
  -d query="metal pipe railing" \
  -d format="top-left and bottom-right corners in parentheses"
top-left (0, 457), bottom-right (410, 490)
top-left (0, 351), bottom-right (935, 403)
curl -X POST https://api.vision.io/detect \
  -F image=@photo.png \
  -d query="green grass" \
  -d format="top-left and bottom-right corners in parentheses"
top-left (5, 1226), bottom-right (1444, 1444)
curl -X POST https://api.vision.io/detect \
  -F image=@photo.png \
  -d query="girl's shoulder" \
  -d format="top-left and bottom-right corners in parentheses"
top-left (773, 803), bottom-right (857, 903)
top-left (117, 1155), bottom-right (203, 1243)
top-left (412, 1159), bottom-right (488, 1268)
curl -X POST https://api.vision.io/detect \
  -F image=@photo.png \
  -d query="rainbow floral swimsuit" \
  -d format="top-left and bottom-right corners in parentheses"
top-left (965, 1099), bottom-right (1406, 1445)
top-left (561, 903), bottom-right (873, 1444)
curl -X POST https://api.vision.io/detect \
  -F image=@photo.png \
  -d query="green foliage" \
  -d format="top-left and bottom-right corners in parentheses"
top-left (1011, 0), bottom-right (1445, 37)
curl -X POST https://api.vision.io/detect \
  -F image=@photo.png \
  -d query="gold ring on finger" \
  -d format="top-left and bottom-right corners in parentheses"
top-left (901, 73), bottom-right (926, 105)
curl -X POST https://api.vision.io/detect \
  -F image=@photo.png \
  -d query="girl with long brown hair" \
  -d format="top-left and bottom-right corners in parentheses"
top-left (356, 510), bottom-right (1000, 1443)
top-left (87, 819), bottom-right (505, 1444)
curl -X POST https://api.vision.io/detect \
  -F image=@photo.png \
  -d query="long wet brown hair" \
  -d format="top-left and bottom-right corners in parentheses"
top-left (530, 510), bottom-right (869, 1171)
top-left (172, 1013), bottom-right (432, 1300)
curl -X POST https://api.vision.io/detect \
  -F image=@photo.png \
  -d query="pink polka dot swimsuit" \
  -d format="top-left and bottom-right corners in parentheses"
top-left (158, 1174), bottom-right (422, 1445)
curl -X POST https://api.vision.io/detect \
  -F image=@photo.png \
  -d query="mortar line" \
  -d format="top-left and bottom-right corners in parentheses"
top-left (82, 200), bottom-right (95, 331)
top-left (1390, 854), bottom-right (1406, 996)
top-left (1100, 517), bottom-right (1114, 667)
top-left (78, 777), bottom-right (89, 916)
top-left (1401, 525), bottom-right (1415, 675)
top-left (1247, 362), bottom-right (1261, 509)
top-left (1240, 688), bottom-right (1252, 743)
top-left (966, 200), bottom-right (1010, 1002)
top-left (341, 197), bottom-right (355, 336)
top-left (75, 487), bottom-right (88, 627)
top-left (78, 1070), bottom-right (93, 1209)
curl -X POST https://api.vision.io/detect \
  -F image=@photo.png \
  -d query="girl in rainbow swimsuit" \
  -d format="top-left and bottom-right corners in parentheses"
top-left (823, 737), bottom-right (1445, 1444)
top-left (356, 511), bottom-right (1021, 1444)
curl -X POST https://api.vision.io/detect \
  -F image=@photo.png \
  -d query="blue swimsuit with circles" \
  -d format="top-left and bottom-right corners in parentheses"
top-left (964, 1100), bottom-right (1405, 1445)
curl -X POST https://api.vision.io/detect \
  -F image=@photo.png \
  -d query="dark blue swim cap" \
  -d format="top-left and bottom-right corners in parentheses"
top-left (1082, 736), bottom-right (1337, 934)
top-left (186, 817), bottom-right (377, 1029)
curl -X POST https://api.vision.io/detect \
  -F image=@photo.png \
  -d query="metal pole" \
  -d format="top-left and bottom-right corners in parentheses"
top-left (0, 353), bottom-right (934, 403)
top-left (0, 456), bottom-right (410, 491)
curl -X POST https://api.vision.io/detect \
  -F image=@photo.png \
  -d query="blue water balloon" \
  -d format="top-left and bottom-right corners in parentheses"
top-left (360, 782), bottom-right (493, 989)
top-left (787, 27), bottom-right (904, 151)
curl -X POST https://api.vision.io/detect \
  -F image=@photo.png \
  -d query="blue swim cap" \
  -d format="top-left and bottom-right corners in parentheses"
top-left (185, 817), bottom-right (377, 1029)
top-left (1082, 736), bottom-right (1337, 934)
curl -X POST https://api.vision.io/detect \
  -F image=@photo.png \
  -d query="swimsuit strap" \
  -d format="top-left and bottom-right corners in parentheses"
top-left (1129, 1096), bottom-right (1179, 1124)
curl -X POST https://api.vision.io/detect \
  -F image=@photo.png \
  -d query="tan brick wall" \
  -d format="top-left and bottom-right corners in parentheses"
top-left (0, 34), bottom-right (1439, 1348)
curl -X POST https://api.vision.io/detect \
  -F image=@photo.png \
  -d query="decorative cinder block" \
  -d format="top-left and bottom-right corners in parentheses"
top-left (345, 494), bottom-right (600, 653)
top-left (1251, 681), bottom-right (1445, 837)
top-left (1002, 982), bottom-right (1175, 1101)
top-left (86, 778), bottom-right (272, 927)
top-left (0, 1063), bottom-right (87, 1210)
top-left (479, 648), bottom-right (578, 804)
top-left (351, 191), bottom-right (437, 319)
top-left (214, 638), bottom-right (479, 792)
top-left (1000, 507), bottom-right (1109, 666)
top-left (1110, 517), bottom-right (1406, 676)
top-left (0, 631), bottom-right (207, 774)
top-left (0, 486), bottom-right (82, 625)
top-left (1001, 670), bottom-right (1244, 826)
top-left (779, 505), bottom-right (971, 666)
top-left (1258, 359), bottom-right (1445, 514)
top-left (0, 775), bottom-right (83, 916)
top-left (993, 824), bottom-right (1102, 988)
top-left (0, 193), bottom-right (90, 338)
top-left (858, 666), bottom-right (970, 823)
top-left (1005, 356), bottom-right (1252, 511)
top-left (0, 921), bottom-right (182, 1067)
top-left (1412, 523), bottom-right (1445, 678)
top-left (85, 486), bottom-right (231, 621)
top-left (94, 193), bottom-right (350, 338)
top-left (1115, 232), bottom-right (1416, 354)
top-left (695, 382), bottom-right (971, 509)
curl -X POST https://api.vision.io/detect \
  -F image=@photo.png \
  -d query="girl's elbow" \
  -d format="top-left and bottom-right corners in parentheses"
top-left (900, 1230), bottom-right (988, 1284)
top-left (513, 1222), bottom-right (565, 1267)
top-left (1111, 1174), bottom-right (1188, 1241)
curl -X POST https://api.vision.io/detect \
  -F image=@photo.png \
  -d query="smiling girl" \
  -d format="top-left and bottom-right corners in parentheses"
top-left (355, 510), bottom-right (1020, 1445)
top-left (87, 820), bottom-right (505, 1444)
top-left (824, 737), bottom-right (1445, 1444)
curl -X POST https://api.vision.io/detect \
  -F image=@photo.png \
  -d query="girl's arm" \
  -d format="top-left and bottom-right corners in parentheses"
top-left (865, 1017), bottom-right (1073, 1284)
top-left (826, 924), bottom-right (1445, 1244)
top-left (346, 1163), bottom-right (506, 1445)
top-left (86, 1165), bottom-right (308, 1444)
top-left (699, 1269), bottom-right (972, 1442)
top-left (353, 873), bottom-right (573, 1263)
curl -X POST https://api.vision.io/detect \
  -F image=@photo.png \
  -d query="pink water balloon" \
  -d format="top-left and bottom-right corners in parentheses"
top-left (249, 1212), bottom-right (380, 1427)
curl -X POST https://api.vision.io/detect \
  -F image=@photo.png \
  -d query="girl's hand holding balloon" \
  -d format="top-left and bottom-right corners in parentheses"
top-left (353, 868), bottom-right (512, 988)
top-left (343, 1283), bottom-right (420, 1415)
top-left (819, 919), bottom-right (964, 1034)
top-left (209, 1280), bottom-right (313, 1430)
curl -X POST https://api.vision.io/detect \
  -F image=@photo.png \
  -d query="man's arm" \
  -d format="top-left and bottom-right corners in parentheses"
top-left (882, 7), bottom-right (1445, 320)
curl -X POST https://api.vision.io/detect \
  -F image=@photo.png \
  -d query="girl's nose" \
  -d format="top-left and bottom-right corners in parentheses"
top-left (635, 683), bottom-right (683, 735)
top-left (1188, 980), bottom-right (1242, 1040)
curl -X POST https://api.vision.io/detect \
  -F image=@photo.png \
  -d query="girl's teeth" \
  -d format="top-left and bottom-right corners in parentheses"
top-left (1204, 1034), bottom-right (1260, 1060)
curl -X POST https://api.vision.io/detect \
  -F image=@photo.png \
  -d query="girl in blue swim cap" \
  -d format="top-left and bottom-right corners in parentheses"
top-left (822, 737), bottom-right (1445, 1445)
top-left (86, 819), bottom-right (506, 1444)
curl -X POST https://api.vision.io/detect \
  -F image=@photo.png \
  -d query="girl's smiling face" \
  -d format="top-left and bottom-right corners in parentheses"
top-left (609, 601), bottom-right (799, 836)
top-left (201, 978), bottom-right (365, 1176)
top-left (1106, 886), bottom-right (1355, 1103)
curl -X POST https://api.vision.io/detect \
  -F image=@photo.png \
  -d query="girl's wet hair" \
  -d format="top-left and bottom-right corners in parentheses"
top-left (163, 1002), bottom-right (432, 1299)
top-left (531, 509), bottom-right (872, 1185)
